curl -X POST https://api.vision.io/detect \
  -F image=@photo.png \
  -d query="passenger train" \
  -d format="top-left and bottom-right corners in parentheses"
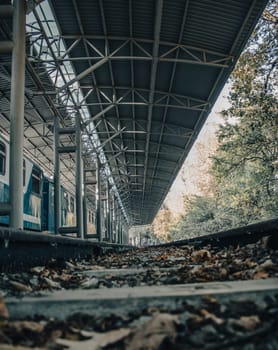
top-left (0, 133), bottom-right (96, 234)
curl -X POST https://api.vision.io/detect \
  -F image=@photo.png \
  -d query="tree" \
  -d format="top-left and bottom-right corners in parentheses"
top-left (212, 0), bottom-right (278, 223)
top-left (152, 204), bottom-right (176, 242)
top-left (171, 1), bottom-right (278, 240)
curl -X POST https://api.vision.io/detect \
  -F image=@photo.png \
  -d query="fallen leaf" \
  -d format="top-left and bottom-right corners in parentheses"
top-left (200, 309), bottom-right (224, 325)
top-left (158, 252), bottom-right (169, 260)
top-left (9, 280), bottom-right (32, 292)
top-left (11, 320), bottom-right (45, 333)
top-left (30, 266), bottom-right (45, 274)
top-left (192, 249), bottom-right (212, 263)
top-left (57, 272), bottom-right (72, 282)
top-left (126, 313), bottom-right (179, 350)
top-left (245, 258), bottom-right (257, 268)
top-left (56, 328), bottom-right (131, 350)
top-left (187, 314), bottom-right (206, 329)
top-left (234, 315), bottom-right (261, 331)
top-left (253, 270), bottom-right (269, 279)
top-left (42, 277), bottom-right (62, 289)
top-left (219, 267), bottom-right (228, 278)
top-left (0, 345), bottom-right (46, 350)
top-left (259, 259), bottom-right (274, 269)
top-left (0, 297), bottom-right (9, 319)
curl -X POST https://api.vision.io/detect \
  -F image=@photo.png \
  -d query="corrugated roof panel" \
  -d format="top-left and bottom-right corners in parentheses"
top-left (0, 0), bottom-right (268, 225)
top-left (103, 0), bottom-right (130, 37)
top-left (132, 0), bottom-right (155, 39)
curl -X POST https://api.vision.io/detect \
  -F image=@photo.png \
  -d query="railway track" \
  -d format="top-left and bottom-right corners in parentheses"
top-left (0, 218), bottom-right (277, 349)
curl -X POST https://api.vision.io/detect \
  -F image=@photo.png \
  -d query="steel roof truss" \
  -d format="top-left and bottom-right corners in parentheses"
top-left (42, 36), bottom-right (233, 68)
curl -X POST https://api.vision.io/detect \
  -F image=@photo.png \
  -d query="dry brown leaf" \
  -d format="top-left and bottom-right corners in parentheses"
top-left (245, 258), bottom-right (257, 268)
top-left (192, 249), bottom-right (212, 263)
top-left (158, 252), bottom-right (169, 260)
top-left (202, 295), bottom-right (218, 304)
top-left (200, 309), bottom-right (224, 325)
top-left (219, 267), bottom-right (228, 278)
top-left (186, 314), bottom-right (205, 329)
top-left (57, 273), bottom-right (72, 282)
top-left (234, 315), bottom-right (261, 331)
top-left (0, 297), bottom-right (9, 320)
top-left (259, 259), bottom-right (274, 269)
top-left (0, 345), bottom-right (46, 350)
top-left (126, 313), bottom-right (179, 350)
top-left (11, 321), bottom-right (45, 333)
top-left (232, 271), bottom-right (248, 279)
top-left (42, 277), bottom-right (62, 289)
top-left (30, 266), bottom-right (45, 274)
top-left (9, 280), bottom-right (32, 292)
top-left (253, 270), bottom-right (269, 279)
top-left (56, 328), bottom-right (131, 350)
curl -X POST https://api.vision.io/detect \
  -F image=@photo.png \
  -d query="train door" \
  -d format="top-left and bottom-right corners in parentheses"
top-left (23, 163), bottom-right (42, 230)
top-left (41, 178), bottom-right (55, 233)
top-left (0, 139), bottom-right (9, 225)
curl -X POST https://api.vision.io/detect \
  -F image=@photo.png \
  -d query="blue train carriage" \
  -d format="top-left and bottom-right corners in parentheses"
top-left (0, 134), bottom-right (43, 231)
top-left (1, 133), bottom-right (96, 234)
top-left (42, 179), bottom-right (77, 233)
top-left (42, 178), bottom-right (96, 234)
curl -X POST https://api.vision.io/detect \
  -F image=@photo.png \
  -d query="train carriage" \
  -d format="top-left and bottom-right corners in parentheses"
top-left (0, 133), bottom-right (95, 234)
top-left (0, 135), bottom-right (42, 230)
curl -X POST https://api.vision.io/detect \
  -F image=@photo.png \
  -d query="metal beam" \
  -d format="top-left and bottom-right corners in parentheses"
top-left (0, 5), bottom-right (13, 17)
top-left (96, 127), bottom-right (125, 150)
top-left (38, 35), bottom-right (233, 68)
top-left (59, 57), bottom-right (109, 91)
top-left (84, 104), bottom-right (115, 126)
top-left (95, 158), bottom-right (101, 240)
top-left (54, 116), bottom-right (61, 233)
top-left (0, 41), bottom-right (13, 53)
top-left (75, 115), bottom-right (84, 239)
top-left (142, 0), bottom-right (163, 204)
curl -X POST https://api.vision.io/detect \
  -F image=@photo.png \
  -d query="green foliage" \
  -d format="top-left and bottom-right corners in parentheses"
top-left (171, 1), bottom-right (278, 240)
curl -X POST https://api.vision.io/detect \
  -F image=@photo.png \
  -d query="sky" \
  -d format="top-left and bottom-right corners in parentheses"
top-left (164, 84), bottom-right (231, 215)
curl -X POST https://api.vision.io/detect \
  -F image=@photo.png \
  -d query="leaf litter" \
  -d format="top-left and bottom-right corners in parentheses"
top-left (0, 237), bottom-right (277, 349)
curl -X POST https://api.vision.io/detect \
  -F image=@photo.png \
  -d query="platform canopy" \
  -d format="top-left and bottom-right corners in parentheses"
top-left (0, 0), bottom-right (268, 225)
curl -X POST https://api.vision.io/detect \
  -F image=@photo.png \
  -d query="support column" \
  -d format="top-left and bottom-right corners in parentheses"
top-left (115, 200), bottom-right (119, 243)
top-left (9, 0), bottom-right (26, 229)
top-left (83, 160), bottom-right (88, 237)
top-left (54, 116), bottom-right (61, 234)
top-left (112, 194), bottom-right (115, 242)
top-left (119, 208), bottom-right (123, 244)
top-left (75, 115), bottom-right (84, 239)
top-left (106, 181), bottom-right (111, 241)
top-left (95, 158), bottom-right (101, 240)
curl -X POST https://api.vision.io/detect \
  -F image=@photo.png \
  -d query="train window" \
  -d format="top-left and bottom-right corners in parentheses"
top-left (23, 159), bottom-right (26, 186)
top-left (64, 192), bottom-right (69, 210)
top-left (88, 211), bottom-right (92, 223)
top-left (0, 141), bottom-right (6, 175)
top-left (70, 196), bottom-right (74, 212)
top-left (31, 167), bottom-right (41, 194)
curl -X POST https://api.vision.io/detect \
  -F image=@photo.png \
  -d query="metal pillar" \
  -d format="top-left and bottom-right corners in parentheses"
top-left (95, 158), bottom-right (101, 240)
top-left (115, 200), bottom-right (119, 243)
top-left (118, 208), bottom-right (123, 244)
top-left (106, 181), bottom-right (111, 241)
top-left (75, 115), bottom-right (84, 239)
top-left (9, 0), bottom-right (26, 229)
top-left (111, 194), bottom-right (115, 242)
top-left (54, 116), bottom-right (61, 234)
top-left (83, 161), bottom-right (88, 237)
